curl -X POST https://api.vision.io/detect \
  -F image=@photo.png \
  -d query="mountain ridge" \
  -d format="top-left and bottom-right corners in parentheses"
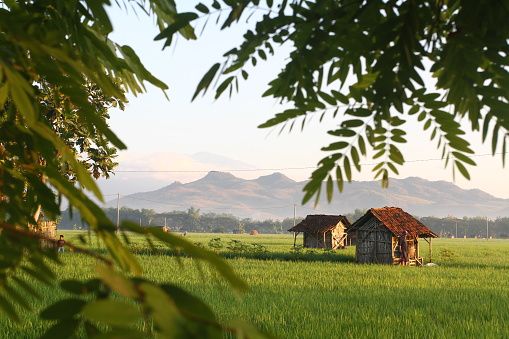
top-left (106, 172), bottom-right (509, 219)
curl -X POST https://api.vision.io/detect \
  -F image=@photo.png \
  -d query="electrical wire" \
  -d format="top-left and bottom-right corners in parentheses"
top-left (114, 152), bottom-right (506, 173)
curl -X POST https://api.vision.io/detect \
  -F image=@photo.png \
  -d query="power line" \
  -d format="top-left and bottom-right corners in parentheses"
top-left (114, 152), bottom-right (506, 173)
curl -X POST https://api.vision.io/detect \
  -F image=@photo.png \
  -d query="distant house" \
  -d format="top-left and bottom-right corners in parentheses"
top-left (288, 215), bottom-right (351, 249)
top-left (347, 207), bottom-right (438, 265)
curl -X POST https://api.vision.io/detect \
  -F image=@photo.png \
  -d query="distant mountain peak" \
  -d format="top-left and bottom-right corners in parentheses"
top-left (254, 172), bottom-right (297, 189)
top-left (199, 171), bottom-right (240, 182)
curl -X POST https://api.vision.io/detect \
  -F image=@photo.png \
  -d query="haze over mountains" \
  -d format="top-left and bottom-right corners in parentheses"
top-left (105, 171), bottom-right (509, 220)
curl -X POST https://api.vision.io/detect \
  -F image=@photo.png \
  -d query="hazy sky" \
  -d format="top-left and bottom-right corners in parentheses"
top-left (102, 1), bottom-right (509, 200)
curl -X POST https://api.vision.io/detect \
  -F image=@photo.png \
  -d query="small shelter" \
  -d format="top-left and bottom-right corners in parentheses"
top-left (29, 220), bottom-right (57, 249)
top-left (288, 215), bottom-right (351, 249)
top-left (348, 207), bottom-right (438, 265)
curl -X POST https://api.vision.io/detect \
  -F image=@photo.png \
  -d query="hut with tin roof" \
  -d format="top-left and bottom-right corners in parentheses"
top-left (348, 207), bottom-right (438, 265)
top-left (288, 215), bottom-right (351, 249)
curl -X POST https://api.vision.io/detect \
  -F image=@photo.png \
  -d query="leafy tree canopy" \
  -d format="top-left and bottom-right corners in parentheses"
top-left (180, 0), bottom-right (509, 204)
top-left (0, 1), bottom-right (267, 337)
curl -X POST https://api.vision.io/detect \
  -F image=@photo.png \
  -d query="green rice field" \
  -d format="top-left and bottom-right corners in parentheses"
top-left (2, 232), bottom-right (508, 338)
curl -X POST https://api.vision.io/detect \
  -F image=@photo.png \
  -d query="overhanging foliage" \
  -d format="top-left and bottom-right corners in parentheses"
top-left (183, 0), bottom-right (509, 204)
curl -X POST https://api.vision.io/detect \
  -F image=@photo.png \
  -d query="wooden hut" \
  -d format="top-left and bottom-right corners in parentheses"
top-left (348, 207), bottom-right (438, 265)
top-left (29, 220), bottom-right (57, 249)
top-left (288, 215), bottom-right (351, 249)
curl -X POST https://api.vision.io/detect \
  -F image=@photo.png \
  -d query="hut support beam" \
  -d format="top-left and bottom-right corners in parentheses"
top-left (423, 237), bottom-right (433, 263)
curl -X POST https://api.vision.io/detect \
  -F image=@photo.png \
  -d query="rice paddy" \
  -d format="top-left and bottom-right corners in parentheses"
top-left (1, 232), bottom-right (508, 338)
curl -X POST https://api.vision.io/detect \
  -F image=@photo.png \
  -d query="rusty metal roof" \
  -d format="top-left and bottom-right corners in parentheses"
top-left (288, 215), bottom-right (351, 233)
top-left (349, 207), bottom-right (438, 238)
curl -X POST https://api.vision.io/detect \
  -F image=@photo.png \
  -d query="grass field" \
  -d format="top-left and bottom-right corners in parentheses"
top-left (2, 232), bottom-right (509, 338)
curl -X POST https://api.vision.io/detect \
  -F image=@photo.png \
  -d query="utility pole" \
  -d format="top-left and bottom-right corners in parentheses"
top-left (486, 216), bottom-right (489, 240)
top-left (293, 204), bottom-right (296, 227)
top-left (116, 193), bottom-right (120, 232)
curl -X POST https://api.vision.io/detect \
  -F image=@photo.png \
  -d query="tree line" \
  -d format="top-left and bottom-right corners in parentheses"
top-left (59, 206), bottom-right (305, 235)
top-left (60, 207), bottom-right (509, 238)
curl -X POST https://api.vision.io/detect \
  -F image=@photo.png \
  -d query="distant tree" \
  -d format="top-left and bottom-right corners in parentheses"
top-left (179, 1), bottom-right (509, 205)
top-left (346, 209), bottom-right (368, 223)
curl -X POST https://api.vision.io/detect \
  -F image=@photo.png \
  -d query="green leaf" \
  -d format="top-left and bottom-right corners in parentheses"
top-left (20, 266), bottom-right (53, 286)
top-left (326, 175), bottom-right (333, 203)
top-left (0, 295), bottom-right (19, 322)
top-left (139, 283), bottom-right (182, 336)
top-left (154, 12), bottom-right (199, 46)
top-left (160, 284), bottom-right (217, 324)
top-left (408, 105), bottom-right (419, 115)
top-left (331, 90), bottom-right (349, 104)
top-left (12, 276), bottom-right (41, 300)
top-left (6, 68), bottom-right (35, 124)
top-left (351, 146), bottom-right (361, 171)
top-left (318, 91), bottom-right (336, 105)
top-left (122, 224), bottom-right (248, 295)
top-left (423, 118), bottom-right (432, 130)
top-left (40, 299), bottom-right (86, 320)
top-left (452, 152), bottom-right (476, 166)
top-left (3, 284), bottom-right (31, 311)
top-left (346, 108), bottom-right (372, 117)
top-left (60, 280), bottom-right (86, 295)
top-left (195, 3), bottom-right (209, 14)
top-left (193, 63), bottom-right (220, 100)
top-left (358, 135), bottom-right (367, 155)
top-left (327, 128), bottom-right (356, 137)
top-left (387, 162), bottom-right (399, 175)
top-left (82, 299), bottom-right (141, 328)
top-left (321, 141), bottom-right (349, 151)
top-left (84, 0), bottom-right (113, 33)
top-left (454, 160), bottom-right (471, 180)
top-left (94, 265), bottom-right (138, 299)
top-left (215, 76), bottom-right (235, 99)
top-left (341, 119), bottom-right (363, 128)
top-left (335, 166), bottom-right (344, 192)
top-left (40, 319), bottom-right (80, 339)
top-left (0, 83), bottom-right (8, 108)
top-left (343, 157), bottom-right (352, 182)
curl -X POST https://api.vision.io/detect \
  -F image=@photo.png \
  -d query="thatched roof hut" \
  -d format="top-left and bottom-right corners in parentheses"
top-left (348, 207), bottom-right (438, 265)
top-left (288, 215), bottom-right (351, 249)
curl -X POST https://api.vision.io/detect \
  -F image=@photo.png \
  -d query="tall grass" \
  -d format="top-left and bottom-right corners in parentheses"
top-left (1, 232), bottom-right (508, 338)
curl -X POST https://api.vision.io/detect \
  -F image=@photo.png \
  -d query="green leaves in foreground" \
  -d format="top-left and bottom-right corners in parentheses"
top-left (40, 264), bottom-right (269, 338)
top-left (122, 222), bottom-right (249, 295)
top-left (36, 224), bottom-right (268, 338)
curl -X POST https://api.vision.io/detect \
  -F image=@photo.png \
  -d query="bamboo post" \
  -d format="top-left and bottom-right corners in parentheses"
top-left (429, 237), bottom-right (433, 263)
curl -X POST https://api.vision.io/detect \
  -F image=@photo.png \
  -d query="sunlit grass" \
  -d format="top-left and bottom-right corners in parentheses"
top-left (2, 232), bottom-right (508, 338)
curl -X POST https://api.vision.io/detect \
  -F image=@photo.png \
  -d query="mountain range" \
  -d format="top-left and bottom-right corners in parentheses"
top-left (106, 171), bottom-right (509, 220)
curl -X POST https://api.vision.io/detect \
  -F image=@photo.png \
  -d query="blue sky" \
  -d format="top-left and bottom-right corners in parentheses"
top-left (101, 1), bottom-right (509, 200)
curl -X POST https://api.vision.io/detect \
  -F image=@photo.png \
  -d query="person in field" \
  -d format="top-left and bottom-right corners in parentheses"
top-left (57, 234), bottom-right (66, 252)
top-left (398, 231), bottom-right (409, 265)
